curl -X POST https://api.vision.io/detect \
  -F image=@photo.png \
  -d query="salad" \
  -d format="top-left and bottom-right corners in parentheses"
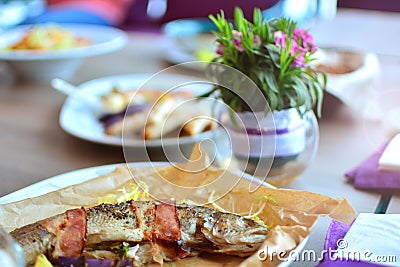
top-left (5, 24), bottom-right (91, 50)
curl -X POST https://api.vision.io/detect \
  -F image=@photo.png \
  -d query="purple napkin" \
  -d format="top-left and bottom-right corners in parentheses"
top-left (323, 220), bottom-right (352, 252)
top-left (315, 220), bottom-right (387, 267)
top-left (345, 140), bottom-right (400, 194)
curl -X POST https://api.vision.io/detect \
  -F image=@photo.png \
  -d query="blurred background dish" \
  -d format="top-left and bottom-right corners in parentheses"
top-left (0, 23), bottom-right (128, 82)
top-left (0, 0), bottom-right (45, 30)
top-left (58, 73), bottom-right (216, 148)
top-left (162, 18), bottom-right (217, 70)
top-left (0, 1), bottom-right (30, 30)
top-left (314, 47), bottom-right (381, 120)
top-left (315, 47), bottom-right (365, 75)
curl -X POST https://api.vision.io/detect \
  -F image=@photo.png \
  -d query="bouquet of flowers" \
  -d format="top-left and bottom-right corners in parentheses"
top-left (204, 7), bottom-right (326, 116)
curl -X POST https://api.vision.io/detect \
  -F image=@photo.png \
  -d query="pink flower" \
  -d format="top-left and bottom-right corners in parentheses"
top-left (215, 30), bottom-right (262, 55)
top-left (216, 44), bottom-right (224, 56)
top-left (274, 31), bottom-right (287, 49)
top-left (293, 28), bottom-right (306, 38)
top-left (291, 52), bottom-right (306, 67)
top-left (253, 35), bottom-right (261, 49)
top-left (294, 27), bottom-right (316, 52)
top-left (275, 28), bottom-right (315, 67)
top-left (232, 30), bottom-right (243, 38)
top-left (289, 39), bottom-right (306, 67)
top-left (233, 39), bottom-right (244, 52)
top-left (232, 30), bottom-right (244, 52)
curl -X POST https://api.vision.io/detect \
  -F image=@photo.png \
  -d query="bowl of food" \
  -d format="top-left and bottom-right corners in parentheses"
top-left (314, 47), bottom-right (381, 119)
top-left (0, 23), bottom-right (128, 82)
top-left (314, 47), bottom-right (365, 75)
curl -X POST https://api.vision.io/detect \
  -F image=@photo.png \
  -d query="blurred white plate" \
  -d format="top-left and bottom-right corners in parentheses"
top-left (59, 73), bottom-right (216, 147)
top-left (162, 18), bottom-right (217, 71)
top-left (0, 23), bottom-right (128, 60)
top-left (162, 37), bottom-right (216, 72)
top-left (163, 42), bottom-right (198, 65)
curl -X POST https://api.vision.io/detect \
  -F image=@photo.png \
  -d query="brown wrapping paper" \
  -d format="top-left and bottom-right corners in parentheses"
top-left (0, 145), bottom-right (356, 266)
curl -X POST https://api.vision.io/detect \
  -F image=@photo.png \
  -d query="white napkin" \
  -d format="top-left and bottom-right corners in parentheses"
top-left (379, 134), bottom-right (400, 172)
top-left (336, 213), bottom-right (400, 266)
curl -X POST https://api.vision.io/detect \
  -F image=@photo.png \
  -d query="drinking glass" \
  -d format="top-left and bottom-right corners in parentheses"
top-left (0, 0), bottom-right (46, 31)
top-left (262, 0), bottom-right (337, 27)
top-left (0, 227), bottom-right (25, 267)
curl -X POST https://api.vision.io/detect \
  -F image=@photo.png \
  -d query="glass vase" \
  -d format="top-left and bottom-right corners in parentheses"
top-left (217, 108), bottom-right (319, 187)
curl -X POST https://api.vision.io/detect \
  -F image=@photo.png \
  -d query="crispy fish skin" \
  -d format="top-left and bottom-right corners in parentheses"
top-left (10, 208), bottom-right (87, 266)
top-left (86, 201), bottom-right (155, 245)
top-left (10, 217), bottom-right (55, 266)
top-left (176, 204), bottom-right (269, 257)
top-left (11, 200), bottom-right (269, 266)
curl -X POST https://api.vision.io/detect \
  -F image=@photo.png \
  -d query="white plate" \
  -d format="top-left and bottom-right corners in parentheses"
top-left (0, 162), bottom-right (306, 266)
top-left (59, 73), bottom-right (215, 147)
top-left (0, 23), bottom-right (128, 60)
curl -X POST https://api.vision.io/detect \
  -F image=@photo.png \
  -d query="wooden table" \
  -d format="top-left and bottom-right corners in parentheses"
top-left (0, 8), bottom-right (399, 266)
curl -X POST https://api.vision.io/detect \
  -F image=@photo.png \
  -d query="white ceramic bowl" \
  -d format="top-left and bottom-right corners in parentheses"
top-left (0, 23), bottom-right (128, 82)
top-left (314, 47), bottom-right (381, 120)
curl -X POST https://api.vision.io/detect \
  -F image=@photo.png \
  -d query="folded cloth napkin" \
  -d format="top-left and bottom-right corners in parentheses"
top-left (378, 134), bottom-right (400, 172)
top-left (317, 214), bottom-right (400, 267)
top-left (335, 213), bottom-right (400, 266)
top-left (345, 139), bottom-right (400, 195)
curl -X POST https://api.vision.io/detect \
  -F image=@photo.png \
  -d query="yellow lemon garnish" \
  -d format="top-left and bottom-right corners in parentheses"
top-left (98, 182), bottom-right (150, 204)
top-left (34, 254), bottom-right (53, 267)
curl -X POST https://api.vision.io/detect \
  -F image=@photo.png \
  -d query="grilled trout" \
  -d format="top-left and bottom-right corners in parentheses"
top-left (10, 200), bottom-right (269, 266)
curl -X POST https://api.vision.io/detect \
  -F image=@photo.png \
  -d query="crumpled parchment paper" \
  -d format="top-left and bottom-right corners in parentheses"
top-left (0, 144), bottom-right (356, 266)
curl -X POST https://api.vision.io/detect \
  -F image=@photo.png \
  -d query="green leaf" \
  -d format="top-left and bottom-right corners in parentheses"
top-left (112, 242), bottom-right (130, 258)
top-left (265, 44), bottom-right (280, 67)
top-left (264, 72), bottom-right (279, 93)
top-left (267, 90), bottom-right (280, 111)
top-left (234, 7), bottom-right (245, 32)
top-left (253, 8), bottom-right (262, 26)
top-left (314, 82), bottom-right (324, 117)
